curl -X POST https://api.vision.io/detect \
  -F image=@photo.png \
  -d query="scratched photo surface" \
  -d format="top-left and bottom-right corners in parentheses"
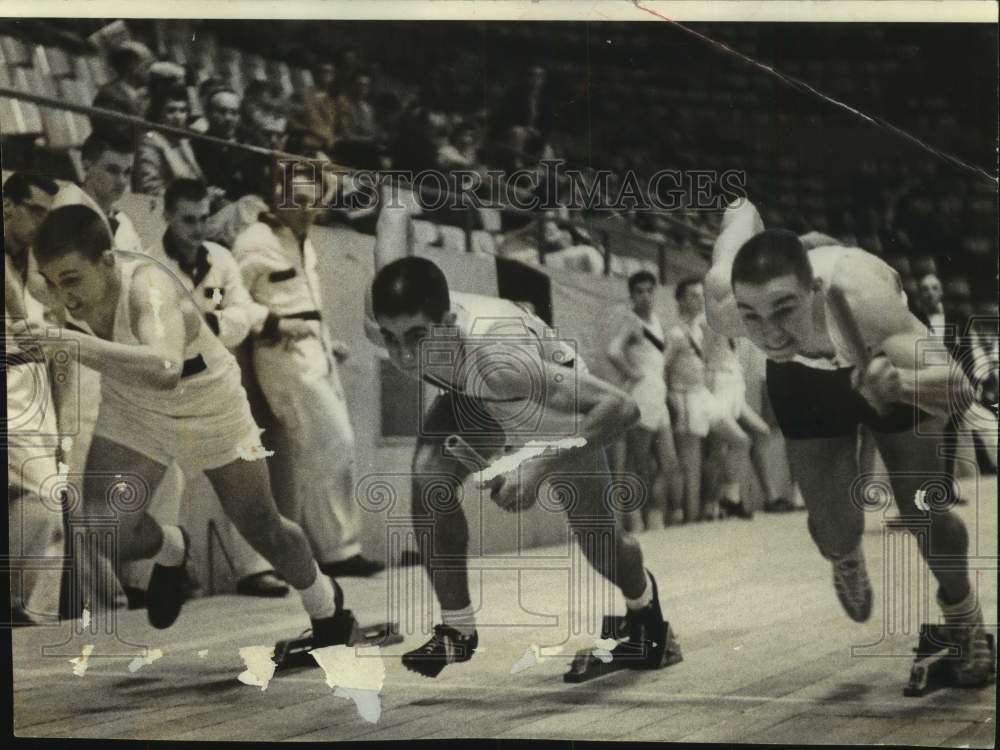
top-left (2, 4), bottom-right (998, 745)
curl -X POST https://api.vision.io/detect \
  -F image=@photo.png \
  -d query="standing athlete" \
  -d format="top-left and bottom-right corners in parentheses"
top-left (704, 199), bottom-right (994, 687)
top-left (24, 204), bottom-right (353, 652)
top-left (606, 271), bottom-right (682, 531)
top-left (366, 188), bottom-right (672, 678)
top-left (664, 278), bottom-right (749, 522)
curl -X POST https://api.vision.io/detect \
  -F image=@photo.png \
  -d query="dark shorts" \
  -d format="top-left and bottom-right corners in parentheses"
top-left (417, 389), bottom-right (613, 485)
top-left (765, 359), bottom-right (929, 440)
top-left (416, 390), bottom-right (508, 477)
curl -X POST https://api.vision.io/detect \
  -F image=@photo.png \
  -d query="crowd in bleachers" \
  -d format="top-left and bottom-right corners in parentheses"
top-left (3, 21), bottom-right (996, 311)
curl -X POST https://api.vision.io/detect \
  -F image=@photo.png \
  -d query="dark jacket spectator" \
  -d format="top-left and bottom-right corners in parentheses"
top-left (134, 83), bottom-right (205, 195)
top-left (91, 41), bottom-right (155, 138)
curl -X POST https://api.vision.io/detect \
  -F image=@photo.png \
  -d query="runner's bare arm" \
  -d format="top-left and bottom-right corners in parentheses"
top-left (606, 317), bottom-right (641, 381)
top-left (373, 182), bottom-right (416, 272)
top-left (705, 199), bottom-right (763, 338)
top-left (475, 344), bottom-right (640, 450)
top-left (66, 265), bottom-right (188, 390)
top-left (832, 256), bottom-right (974, 417)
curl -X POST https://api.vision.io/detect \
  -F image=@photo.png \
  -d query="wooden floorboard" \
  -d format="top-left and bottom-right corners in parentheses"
top-left (13, 475), bottom-right (997, 744)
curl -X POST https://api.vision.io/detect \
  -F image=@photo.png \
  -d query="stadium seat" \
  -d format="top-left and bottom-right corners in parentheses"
top-left (0, 35), bottom-right (31, 67)
top-left (33, 44), bottom-right (73, 78)
top-left (77, 55), bottom-right (112, 87)
top-left (0, 66), bottom-right (43, 137)
top-left (43, 77), bottom-right (93, 149)
top-left (12, 66), bottom-right (56, 98)
top-left (241, 52), bottom-right (268, 83)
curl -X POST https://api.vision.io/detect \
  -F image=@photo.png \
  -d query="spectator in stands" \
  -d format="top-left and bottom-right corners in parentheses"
top-left (134, 83), bottom-right (206, 196)
top-left (122, 178), bottom-right (290, 600)
top-left (192, 87), bottom-right (276, 210)
top-left (335, 70), bottom-right (380, 168)
top-left (52, 131), bottom-right (143, 254)
top-left (288, 61), bottom-right (338, 156)
top-left (188, 77), bottom-right (233, 134)
top-left (191, 84), bottom-right (247, 206)
top-left (917, 272), bottom-right (946, 337)
top-left (436, 120), bottom-right (486, 174)
top-left (146, 60), bottom-right (187, 104)
top-left (232, 163), bottom-right (384, 578)
top-left (498, 64), bottom-right (554, 138)
top-left (940, 276), bottom-right (999, 476)
top-left (91, 40), bottom-right (155, 137)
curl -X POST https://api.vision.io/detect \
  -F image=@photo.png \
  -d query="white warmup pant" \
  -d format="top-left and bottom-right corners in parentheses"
top-left (253, 335), bottom-right (360, 564)
top-left (8, 360), bottom-right (65, 621)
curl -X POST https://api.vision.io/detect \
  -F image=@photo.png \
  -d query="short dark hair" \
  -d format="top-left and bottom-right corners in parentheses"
top-left (3, 172), bottom-right (59, 204)
top-left (165, 178), bottom-right (209, 213)
top-left (674, 276), bottom-right (704, 302)
top-left (372, 256), bottom-right (450, 324)
top-left (731, 229), bottom-right (813, 289)
top-left (33, 205), bottom-right (113, 265)
top-left (147, 82), bottom-right (190, 125)
top-left (81, 130), bottom-right (134, 163)
top-left (628, 270), bottom-right (657, 294)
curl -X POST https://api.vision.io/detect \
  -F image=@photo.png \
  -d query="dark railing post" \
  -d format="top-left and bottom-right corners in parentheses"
top-left (463, 203), bottom-right (474, 254)
top-left (536, 214), bottom-right (546, 266)
top-left (658, 243), bottom-right (668, 285)
top-left (603, 230), bottom-right (612, 276)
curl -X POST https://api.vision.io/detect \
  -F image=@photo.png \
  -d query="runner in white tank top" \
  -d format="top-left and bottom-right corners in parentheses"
top-left (365, 191), bottom-right (677, 680)
top-left (703, 198), bottom-right (993, 688)
top-left (28, 204), bottom-right (359, 652)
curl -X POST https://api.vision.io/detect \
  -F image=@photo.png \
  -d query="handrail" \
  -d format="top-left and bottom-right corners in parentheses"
top-left (1, 85), bottom-right (713, 280)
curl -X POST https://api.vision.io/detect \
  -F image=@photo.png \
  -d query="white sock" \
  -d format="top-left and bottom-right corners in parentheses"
top-left (938, 587), bottom-right (980, 625)
top-left (442, 605), bottom-right (476, 637)
top-left (153, 526), bottom-right (185, 567)
top-left (721, 482), bottom-right (741, 503)
top-left (297, 563), bottom-right (338, 620)
top-left (625, 570), bottom-right (655, 611)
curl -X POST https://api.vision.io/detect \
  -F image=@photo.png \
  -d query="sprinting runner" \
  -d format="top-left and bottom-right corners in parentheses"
top-left (704, 198), bottom-right (994, 687)
top-left (24, 203), bottom-right (353, 651)
top-left (365, 188), bottom-right (673, 678)
top-left (123, 177), bottom-right (289, 601)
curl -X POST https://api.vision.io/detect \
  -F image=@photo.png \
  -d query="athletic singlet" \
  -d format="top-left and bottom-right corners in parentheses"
top-left (630, 312), bottom-right (666, 376)
top-left (367, 290), bottom-right (586, 439)
top-left (65, 255), bottom-right (242, 418)
top-left (790, 245), bottom-right (912, 371)
top-left (666, 314), bottom-right (708, 392)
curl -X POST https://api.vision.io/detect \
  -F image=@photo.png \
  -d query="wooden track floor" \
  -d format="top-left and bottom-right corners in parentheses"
top-left (12, 475), bottom-right (997, 744)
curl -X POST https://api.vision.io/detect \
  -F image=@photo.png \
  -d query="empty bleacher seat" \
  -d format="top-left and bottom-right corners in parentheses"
top-left (32, 44), bottom-right (73, 78)
top-left (0, 35), bottom-right (31, 67)
top-left (44, 77), bottom-right (93, 149)
top-left (0, 66), bottom-right (43, 137)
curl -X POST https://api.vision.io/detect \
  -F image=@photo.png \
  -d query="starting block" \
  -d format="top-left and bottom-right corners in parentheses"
top-left (903, 623), bottom-right (997, 697)
top-left (273, 613), bottom-right (403, 670)
top-left (564, 615), bottom-right (683, 684)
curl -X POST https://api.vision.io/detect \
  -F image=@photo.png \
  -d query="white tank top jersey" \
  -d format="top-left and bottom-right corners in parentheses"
top-left (790, 245), bottom-right (913, 371)
top-left (631, 313), bottom-right (666, 379)
top-left (367, 290), bottom-right (589, 440)
top-left (65, 255), bottom-right (243, 419)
